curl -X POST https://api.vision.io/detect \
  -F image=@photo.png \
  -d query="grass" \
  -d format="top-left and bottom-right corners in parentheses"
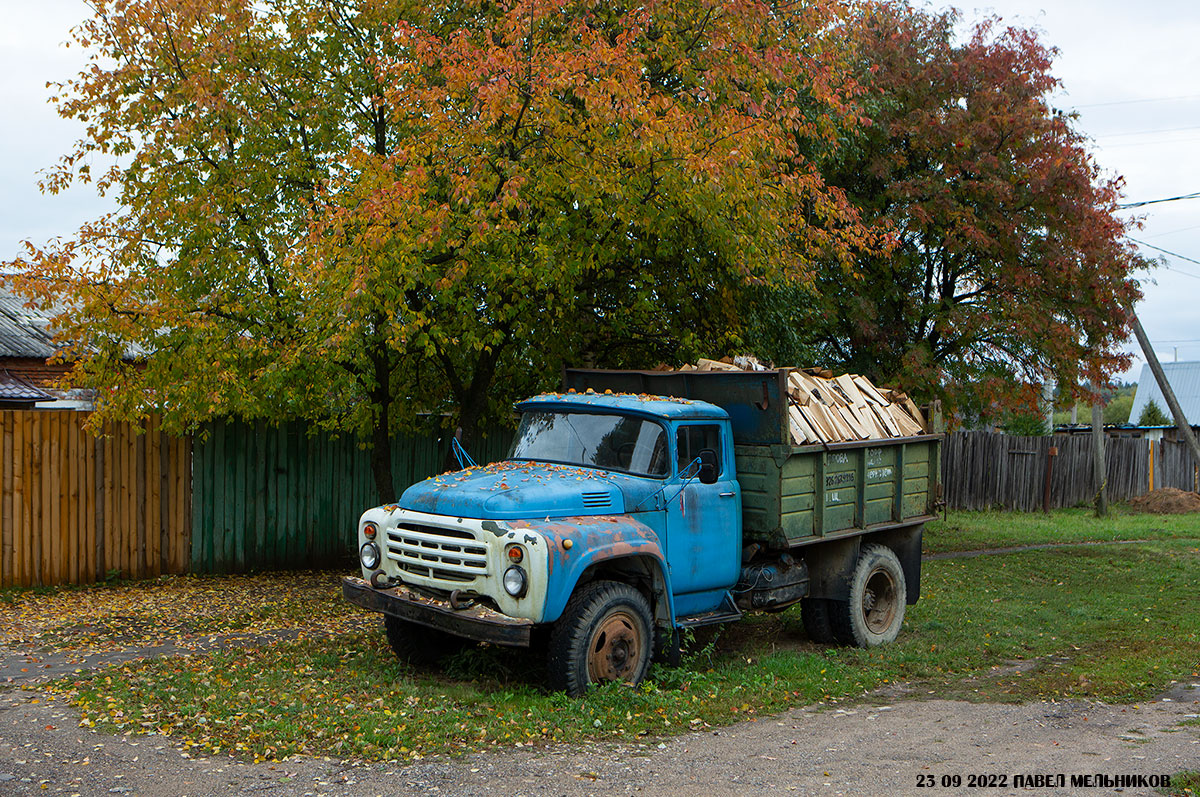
top-left (15, 509), bottom-right (1200, 763)
top-left (1162, 771), bottom-right (1200, 796)
top-left (923, 505), bottom-right (1200, 553)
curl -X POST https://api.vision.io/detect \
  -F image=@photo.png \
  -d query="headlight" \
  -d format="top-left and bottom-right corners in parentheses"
top-left (502, 565), bottom-right (527, 597)
top-left (360, 542), bottom-right (380, 570)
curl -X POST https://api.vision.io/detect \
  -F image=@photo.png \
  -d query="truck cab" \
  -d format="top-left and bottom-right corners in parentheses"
top-left (344, 390), bottom-right (745, 694)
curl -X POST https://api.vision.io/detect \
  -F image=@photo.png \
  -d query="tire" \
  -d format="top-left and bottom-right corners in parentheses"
top-left (830, 543), bottom-right (907, 647)
top-left (801, 597), bottom-right (838, 644)
top-left (547, 581), bottom-right (653, 697)
top-left (384, 615), bottom-right (471, 666)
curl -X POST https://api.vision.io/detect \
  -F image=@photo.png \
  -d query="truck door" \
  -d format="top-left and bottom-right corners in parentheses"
top-left (664, 423), bottom-right (741, 606)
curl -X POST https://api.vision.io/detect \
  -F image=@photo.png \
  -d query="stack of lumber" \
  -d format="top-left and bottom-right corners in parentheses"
top-left (659, 357), bottom-right (927, 443)
top-left (783, 369), bottom-right (926, 444)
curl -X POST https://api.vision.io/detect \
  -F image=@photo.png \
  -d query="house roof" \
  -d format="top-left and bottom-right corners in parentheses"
top-left (0, 284), bottom-right (59, 359)
top-left (0, 369), bottom-right (53, 401)
top-left (1129, 361), bottom-right (1200, 425)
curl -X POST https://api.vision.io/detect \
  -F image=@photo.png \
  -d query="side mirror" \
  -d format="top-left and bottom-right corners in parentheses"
top-left (698, 448), bottom-right (718, 485)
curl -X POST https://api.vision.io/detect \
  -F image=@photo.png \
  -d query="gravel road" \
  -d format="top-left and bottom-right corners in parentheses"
top-left (1, 672), bottom-right (1196, 797)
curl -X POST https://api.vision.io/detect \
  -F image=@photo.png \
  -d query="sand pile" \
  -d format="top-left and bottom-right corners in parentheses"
top-left (1126, 487), bottom-right (1200, 514)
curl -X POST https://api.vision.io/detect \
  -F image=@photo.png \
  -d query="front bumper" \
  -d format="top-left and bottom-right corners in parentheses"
top-left (342, 576), bottom-right (533, 647)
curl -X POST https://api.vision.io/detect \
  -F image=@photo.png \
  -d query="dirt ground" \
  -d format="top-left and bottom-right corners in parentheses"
top-left (1126, 488), bottom-right (1200, 514)
top-left (1, 648), bottom-right (1197, 797)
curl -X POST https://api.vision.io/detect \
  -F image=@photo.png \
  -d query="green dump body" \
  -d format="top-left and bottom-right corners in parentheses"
top-left (563, 368), bottom-right (942, 551)
top-left (735, 438), bottom-right (940, 549)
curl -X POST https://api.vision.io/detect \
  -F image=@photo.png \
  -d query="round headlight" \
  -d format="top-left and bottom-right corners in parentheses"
top-left (360, 542), bottom-right (380, 570)
top-left (502, 565), bottom-right (527, 597)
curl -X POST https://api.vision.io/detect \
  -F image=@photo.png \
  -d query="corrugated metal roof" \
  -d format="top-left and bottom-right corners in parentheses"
top-left (0, 285), bottom-right (59, 359)
top-left (1128, 361), bottom-right (1200, 425)
top-left (0, 370), bottom-right (53, 401)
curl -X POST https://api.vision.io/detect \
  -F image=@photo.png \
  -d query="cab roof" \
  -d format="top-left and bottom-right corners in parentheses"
top-left (518, 390), bottom-right (729, 421)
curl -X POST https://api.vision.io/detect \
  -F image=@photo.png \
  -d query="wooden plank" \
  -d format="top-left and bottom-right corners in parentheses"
top-left (851, 375), bottom-right (890, 406)
top-left (123, 421), bottom-right (135, 579)
top-left (1, 412), bottom-right (12, 587)
top-left (65, 413), bottom-right (78, 584)
top-left (157, 418), bottom-right (169, 576)
top-left (233, 420), bottom-right (247, 573)
top-left (83, 419), bottom-right (95, 584)
top-left (786, 373), bottom-right (811, 405)
top-left (36, 411), bottom-right (49, 586)
top-left (136, 421), bottom-right (147, 578)
top-left (181, 433), bottom-right (192, 574)
top-left (787, 405), bottom-right (817, 444)
top-left (253, 421), bottom-right (267, 568)
top-left (900, 396), bottom-right (926, 431)
top-left (869, 403), bottom-right (902, 437)
top-left (22, 413), bottom-right (34, 586)
top-left (834, 374), bottom-right (868, 408)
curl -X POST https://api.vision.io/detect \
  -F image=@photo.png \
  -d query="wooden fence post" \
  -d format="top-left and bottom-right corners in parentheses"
top-left (1092, 401), bottom-right (1108, 517)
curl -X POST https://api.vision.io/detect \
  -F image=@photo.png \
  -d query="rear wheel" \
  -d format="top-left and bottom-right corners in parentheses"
top-left (384, 615), bottom-right (471, 666)
top-left (830, 544), bottom-right (907, 647)
top-left (801, 597), bottom-right (838, 644)
top-left (548, 581), bottom-right (653, 696)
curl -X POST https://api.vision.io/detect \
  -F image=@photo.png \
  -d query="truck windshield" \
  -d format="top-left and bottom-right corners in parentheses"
top-left (509, 411), bottom-right (669, 477)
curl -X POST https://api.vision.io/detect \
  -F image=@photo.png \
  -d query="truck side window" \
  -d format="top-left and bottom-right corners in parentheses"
top-left (677, 424), bottom-right (722, 476)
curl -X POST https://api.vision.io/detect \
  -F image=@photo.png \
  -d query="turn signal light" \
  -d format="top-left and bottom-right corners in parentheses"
top-left (505, 544), bottom-right (524, 564)
top-left (363, 522), bottom-right (378, 540)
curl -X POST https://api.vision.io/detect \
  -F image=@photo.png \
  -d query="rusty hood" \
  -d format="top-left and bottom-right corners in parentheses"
top-left (399, 460), bottom-right (659, 520)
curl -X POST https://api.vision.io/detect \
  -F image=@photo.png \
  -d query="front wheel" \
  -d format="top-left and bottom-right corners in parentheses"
top-left (384, 615), bottom-right (472, 666)
top-left (831, 543), bottom-right (907, 647)
top-left (547, 581), bottom-right (653, 696)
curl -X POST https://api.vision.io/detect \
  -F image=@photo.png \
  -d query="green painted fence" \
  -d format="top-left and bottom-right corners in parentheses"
top-left (189, 420), bottom-right (512, 573)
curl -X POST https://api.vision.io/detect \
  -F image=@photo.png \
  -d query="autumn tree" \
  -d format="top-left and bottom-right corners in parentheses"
top-left (747, 2), bottom-right (1147, 416)
top-left (9, 0), bottom-right (867, 498)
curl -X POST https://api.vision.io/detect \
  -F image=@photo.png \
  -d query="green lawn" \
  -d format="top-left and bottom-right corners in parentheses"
top-left (20, 508), bottom-right (1200, 763)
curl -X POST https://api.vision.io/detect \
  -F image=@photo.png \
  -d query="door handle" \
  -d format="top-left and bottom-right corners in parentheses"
top-left (719, 492), bottom-right (735, 497)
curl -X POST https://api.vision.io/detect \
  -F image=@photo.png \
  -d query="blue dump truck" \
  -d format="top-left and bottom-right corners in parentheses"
top-left (343, 368), bottom-right (941, 695)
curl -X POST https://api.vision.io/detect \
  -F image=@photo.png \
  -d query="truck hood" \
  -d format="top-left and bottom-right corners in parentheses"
top-left (400, 461), bottom-right (663, 519)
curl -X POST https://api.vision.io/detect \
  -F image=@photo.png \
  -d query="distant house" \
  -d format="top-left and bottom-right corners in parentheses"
top-left (1128, 361), bottom-right (1200, 442)
top-left (0, 284), bottom-right (88, 409)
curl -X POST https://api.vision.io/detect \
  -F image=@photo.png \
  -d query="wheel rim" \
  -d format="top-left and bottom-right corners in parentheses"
top-left (586, 610), bottom-right (644, 683)
top-left (861, 567), bottom-right (898, 634)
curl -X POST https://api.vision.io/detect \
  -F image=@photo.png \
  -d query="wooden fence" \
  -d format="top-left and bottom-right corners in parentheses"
top-left (1, 410), bottom-right (513, 586)
top-left (0, 412), bottom-right (191, 588)
top-left (189, 419), bottom-right (512, 573)
top-left (8, 413), bottom-right (1200, 587)
top-left (942, 430), bottom-right (1199, 511)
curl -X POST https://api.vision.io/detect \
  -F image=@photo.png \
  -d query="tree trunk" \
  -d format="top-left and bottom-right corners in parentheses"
top-left (368, 346), bottom-right (396, 504)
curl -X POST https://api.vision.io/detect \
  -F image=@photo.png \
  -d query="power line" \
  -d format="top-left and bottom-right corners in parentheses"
top-left (1118, 191), bottom-right (1200, 209)
top-left (1096, 124), bottom-right (1200, 139)
top-left (1128, 237), bottom-right (1200, 281)
top-left (1071, 94), bottom-right (1200, 109)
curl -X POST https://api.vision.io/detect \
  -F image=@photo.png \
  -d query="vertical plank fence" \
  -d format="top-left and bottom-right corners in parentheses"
top-left (188, 420), bottom-right (512, 573)
top-left (942, 431), bottom-right (1198, 511)
top-left (0, 411), bottom-right (191, 588)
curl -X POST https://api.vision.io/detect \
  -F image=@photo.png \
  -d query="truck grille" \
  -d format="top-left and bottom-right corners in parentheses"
top-left (385, 523), bottom-right (488, 583)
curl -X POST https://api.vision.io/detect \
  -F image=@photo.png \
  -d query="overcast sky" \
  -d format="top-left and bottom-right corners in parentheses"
top-left (2, 0), bottom-right (1197, 385)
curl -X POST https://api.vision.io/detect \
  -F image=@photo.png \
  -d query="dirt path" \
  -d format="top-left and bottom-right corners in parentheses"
top-left (2, 675), bottom-right (1196, 796)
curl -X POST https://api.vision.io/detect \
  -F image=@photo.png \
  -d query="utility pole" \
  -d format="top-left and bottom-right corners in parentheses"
top-left (1130, 313), bottom-right (1200, 464)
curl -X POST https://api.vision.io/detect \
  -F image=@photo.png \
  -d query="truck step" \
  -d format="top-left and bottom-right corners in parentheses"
top-left (677, 594), bottom-right (743, 629)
